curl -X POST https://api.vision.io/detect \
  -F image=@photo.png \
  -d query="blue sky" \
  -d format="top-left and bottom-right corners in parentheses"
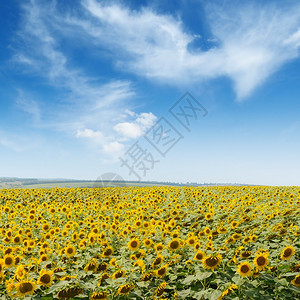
top-left (1, 0), bottom-right (300, 185)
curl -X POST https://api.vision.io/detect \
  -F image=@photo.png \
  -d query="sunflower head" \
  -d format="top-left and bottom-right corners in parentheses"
top-left (4, 254), bottom-right (15, 268)
top-left (156, 264), bottom-right (168, 277)
top-left (65, 245), bottom-right (76, 258)
top-left (128, 238), bottom-right (140, 251)
top-left (38, 269), bottom-right (53, 287)
top-left (291, 275), bottom-right (300, 287)
top-left (168, 239), bottom-right (180, 251)
top-left (280, 245), bottom-right (295, 260)
top-left (254, 254), bottom-right (268, 271)
top-left (90, 291), bottom-right (108, 300)
top-left (193, 251), bottom-right (205, 261)
top-left (203, 254), bottom-right (222, 270)
top-left (237, 262), bottom-right (252, 277)
top-left (57, 286), bottom-right (83, 299)
top-left (117, 283), bottom-right (134, 296)
top-left (102, 246), bottom-right (113, 258)
top-left (16, 280), bottom-right (35, 296)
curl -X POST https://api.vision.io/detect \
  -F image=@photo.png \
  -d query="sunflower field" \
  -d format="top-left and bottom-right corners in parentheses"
top-left (0, 186), bottom-right (299, 299)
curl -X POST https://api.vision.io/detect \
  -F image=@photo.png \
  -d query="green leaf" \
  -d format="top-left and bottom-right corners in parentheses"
top-left (208, 290), bottom-right (222, 300)
top-left (196, 271), bottom-right (212, 281)
top-left (182, 275), bottom-right (196, 285)
top-left (47, 281), bottom-right (69, 294)
top-left (177, 288), bottom-right (192, 298)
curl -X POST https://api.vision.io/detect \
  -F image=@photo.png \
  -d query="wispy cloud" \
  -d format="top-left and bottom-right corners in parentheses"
top-left (11, 0), bottom-right (300, 156)
top-left (66, 0), bottom-right (300, 100)
top-left (15, 90), bottom-right (41, 122)
top-left (12, 0), bottom-right (148, 155)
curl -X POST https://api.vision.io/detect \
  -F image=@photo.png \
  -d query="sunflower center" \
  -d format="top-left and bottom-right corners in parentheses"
top-left (87, 264), bottom-right (96, 271)
top-left (5, 257), bottom-right (13, 265)
top-left (295, 277), bottom-right (300, 284)
top-left (241, 265), bottom-right (250, 273)
top-left (97, 263), bottom-right (107, 271)
top-left (154, 258), bottom-right (161, 265)
top-left (170, 240), bottom-right (179, 249)
top-left (205, 257), bottom-right (219, 267)
top-left (120, 285), bottom-right (131, 293)
top-left (115, 271), bottom-right (123, 278)
top-left (131, 241), bottom-right (138, 248)
top-left (41, 274), bottom-right (51, 284)
top-left (157, 267), bottom-right (166, 275)
top-left (241, 252), bottom-right (251, 258)
top-left (257, 256), bottom-right (266, 266)
top-left (20, 282), bottom-right (33, 293)
top-left (196, 253), bottom-right (203, 260)
top-left (67, 248), bottom-right (74, 254)
top-left (104, 249), bottom-right (112, 256)
top-left (283, 249), bottom-right (292, 257)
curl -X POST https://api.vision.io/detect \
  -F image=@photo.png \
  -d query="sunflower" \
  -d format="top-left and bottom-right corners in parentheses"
top-left (133, 259), bottom-right (145, 271)
top-left (116, 284), bottom-right (134, 296)
top-left (205, 213), bottom-right (213, 220)
top-left (237, 262), bottom-right (252, 277)
top-left (57, 287), bottom-right (83, 299)
top-left (90, 291), bottom-right (108, 300)
top-left (112, 269), bottom-right (125, 279)
top-left (16, 279), bottom-right (35, 296)
top-left (231, 221), bottom-right (239, 229)
top-left (65, 245), bottom-right (76, 258)
top-left (168, 239), bottom-right (180, 251)
top-left (128, 238), bottom-right (140, 251)
top-left (156, 264), bottom-right (168, 277)
top-left (135, 249), bottom-right (145, 259)
top-left (140, 272), bottom-right (154, 282)
top-left (14, 265), bottom-right (27, 281)
top-left (219, 284), bottom-right (238, 299)
top-left (154, 281), bottom-right (167, 297)
top-left (155, 243), bottom-right (164, 252)
top-left (186, 236), bottom-right (197, 246)
top-left (253, 254), bottom-right (268, 271)
top-left (98, 273), bottom-right (110, 286)
top-left (232, 233), bottom-right (242, 240)
top-left (291, 275), bottom-right (300, 287)
top-left (102, 246), bottom-right (113, 258)
top-left (204, 227), bottom-right (211, 235)
top-left (96, 262), bottom-right (108, 273)
top-left (280, 245), bottom-right (295, 260)
top-left (152, 254), bottom-right (163, 268)
top-left (4, 254), bottom-right (15, 268)
top-left (250, 235), bottom-right (258, 242)
top-left (38, 269), bottom-right (53, 287)
top-left (240, 251), bottom-right (252, 259)
top-left (42, 223), bottom-right (50, 232)
top-left (143, 238), bottom-right (153, 248)
top-left (13, 235), bottom-right (22, 244)
top-left (203, 254), bottom-right (222, 270)
top-left (84, 259), bottom-right (98, 272)
top-left (194, 250), bottom-right (206, 261)
top-left (38, 254), bottom-right (48, 264)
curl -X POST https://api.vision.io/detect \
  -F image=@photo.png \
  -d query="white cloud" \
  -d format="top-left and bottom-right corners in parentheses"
top-left (114, 112), bottom-right (157, 140)
top-left (13, 0), bottom-right (137, 156)
top-left (69, 0), bottom-right (300, 100)
top-left (15, 0), bottom-right (300, 105)
top-left (114, 122), bottom-right (142, 139)
top-left (103, 141), bottom-right (124, 154)
top-left (76, 129), bottom-right (103, 139)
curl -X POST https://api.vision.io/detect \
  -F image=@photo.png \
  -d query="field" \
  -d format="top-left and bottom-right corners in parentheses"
top-left (0, 186), bottom-right (299, 299)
